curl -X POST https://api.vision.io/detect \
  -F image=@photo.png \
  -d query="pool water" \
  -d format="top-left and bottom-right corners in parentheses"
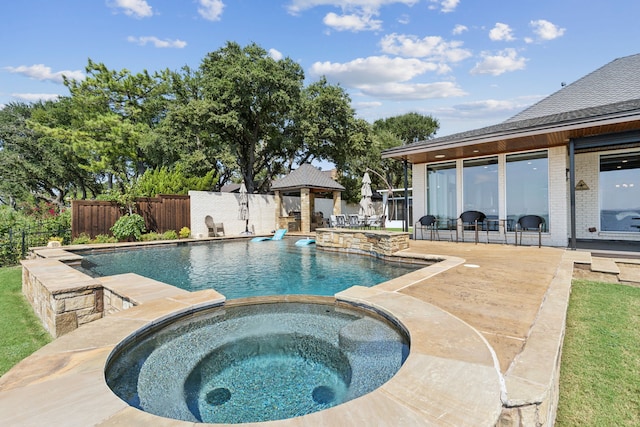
top-left (106, 302), bottom-right (409, 424)
top-left (76, 239), bottom-right (420, 298)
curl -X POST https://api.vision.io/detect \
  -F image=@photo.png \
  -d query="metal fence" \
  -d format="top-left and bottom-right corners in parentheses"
top-left (0, 226), bottom-right (71, 267)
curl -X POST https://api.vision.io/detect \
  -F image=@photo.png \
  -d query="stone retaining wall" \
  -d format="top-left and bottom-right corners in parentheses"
top-left (315, 228), bottom-right (410, 257)
top-left (21, 259), bottom-right (104, 337)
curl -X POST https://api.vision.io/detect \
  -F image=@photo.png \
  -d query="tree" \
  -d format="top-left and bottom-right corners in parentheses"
top-left (198, 42), bottom-right (305, 193)
top-left (60, 59), bottom-right (172, 190)
top-left (372, 112), bottom-right (439, 145)
top-left (0, 101), bottom-right (97, 207)
top-left (157, 66), bottom-right (237, 189)
top-left (289, 77), bottom-right (369, 172)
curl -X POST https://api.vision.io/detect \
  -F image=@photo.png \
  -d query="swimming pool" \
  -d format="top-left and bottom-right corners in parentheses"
top-left (106, 300), bottom-right (409, 423)
top-left (75, 239), bottom-right (420, 299)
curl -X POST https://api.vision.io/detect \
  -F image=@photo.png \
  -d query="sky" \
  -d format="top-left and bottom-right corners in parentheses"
top-left (1, 0), bottom-right (640, 138)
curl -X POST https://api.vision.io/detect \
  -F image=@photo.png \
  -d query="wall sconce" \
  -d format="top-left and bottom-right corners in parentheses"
top-left (566, 168), bottom-right (570, 181)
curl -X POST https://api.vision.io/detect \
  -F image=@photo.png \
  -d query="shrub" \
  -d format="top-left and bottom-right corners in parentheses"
top-left (162, 230), bottom-right (178, 240)
top-left (71, 233), bottom-right (92, 245)
top-left (179, 227), bottom-right (191, 239)
top-left (48, 236), bottom-right (64, 244)
top-left (93, 234), bottom-right (117, 244)
top-left (110, 214), bottom-right (146, 242)
top-left (140, 232), bottom-right (160, 241)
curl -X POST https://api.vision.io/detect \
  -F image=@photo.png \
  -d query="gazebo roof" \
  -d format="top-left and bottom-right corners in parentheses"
top-left (271, 163), bottom-right (345, 192)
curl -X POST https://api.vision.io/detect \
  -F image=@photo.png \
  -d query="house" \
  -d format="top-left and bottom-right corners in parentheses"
top-left (383, 53), bottom-right (640, 248)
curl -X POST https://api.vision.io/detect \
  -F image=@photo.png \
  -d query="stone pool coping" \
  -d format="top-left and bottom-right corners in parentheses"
top-left (1, 237), bottom-right (578, 426)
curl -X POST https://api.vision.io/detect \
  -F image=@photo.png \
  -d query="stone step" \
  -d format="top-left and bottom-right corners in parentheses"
top-left (618, 263), bottom-right (640, 284)
top-left (590, 257), bottom-right (620, 274)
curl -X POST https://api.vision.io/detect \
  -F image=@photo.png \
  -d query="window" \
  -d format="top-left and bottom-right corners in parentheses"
top-left (463, 157), bottom-right (498, 218)
top-left (427, 162), bottom-right (456, 225)
top-left (600, 152), bottom-right (640, 232)
top-left (506, 151), bottom-right (549, 230)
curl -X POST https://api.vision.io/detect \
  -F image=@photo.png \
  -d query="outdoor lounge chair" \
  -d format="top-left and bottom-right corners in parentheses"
top-left (205, 215), bottom-right (225, 237)
top-left (251, 229), bottom-right (287, 242)
top-left (515, 215), bottom-right (544, 247)
top-left (456, 210), bottom-right (486, 244)
top-left (414, 215), bottom-right (439, 240)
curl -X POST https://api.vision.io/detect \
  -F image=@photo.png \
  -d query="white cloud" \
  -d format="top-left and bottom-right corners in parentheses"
top-left (323, 12), bottom-right (382, 31)
top-left (489, 22), bottom-right (515, 41)
top-left (452, 24), bottom-right (467, 35)
top-left (380, 33), bottom-right (471, 63)
top-left (127, 36), bottom-right (187, 48)
top-left (470, 49), bottom-right (527, 76)
top-left (4, 64), bottom-right (85, 84)
top-left (287, 0), bottom-right (419, 15)
top-left (354, 100), bottom-right (383, 109)
top-left (109, 0), bottom-right (153, 18)
top-left (529, 19), bottom-right (566, 42)
top-left (357, 81), bottom-right (466, 100)
top-left (11, 93), bottom-right (61, 102)
top-left (287, 0), bottom-right (418, 31)
top-left (198, 0), bottom-right (225, 21)
top-left (310, 56), bottom-right (442, 85)
top-left (428, 0), bottom-right (459, 13)
top-left (269, 48), bottom-right (284, 60)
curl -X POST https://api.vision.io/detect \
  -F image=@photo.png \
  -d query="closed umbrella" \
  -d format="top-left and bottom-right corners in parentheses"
top-left (238, 182), bottom-right (250, 234)
top-left (359, 172), bottom-right (376, 217)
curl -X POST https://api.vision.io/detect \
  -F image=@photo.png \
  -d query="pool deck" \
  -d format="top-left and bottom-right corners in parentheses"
top-left (0, 238), bottom-right (617, 426)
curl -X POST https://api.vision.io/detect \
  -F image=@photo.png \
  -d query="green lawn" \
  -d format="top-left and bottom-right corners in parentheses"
top-left (1, 267), bottom-right (639, 425)
top-left (556, 279), bottom-right (640, 426)
top-left (0, 266), bottom-right (51, 376)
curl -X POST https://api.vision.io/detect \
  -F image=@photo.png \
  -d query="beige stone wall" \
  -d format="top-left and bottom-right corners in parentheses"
top-left (21, 259), bottom-right (103, 337)
top-left (315, 229), bottom-right (410, 257)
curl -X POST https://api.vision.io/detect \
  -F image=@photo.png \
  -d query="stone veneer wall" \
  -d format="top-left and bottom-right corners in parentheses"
top-left (21, 259), bottom-right (104, 337)
top-left (315, 228), bottom-right (410, 257)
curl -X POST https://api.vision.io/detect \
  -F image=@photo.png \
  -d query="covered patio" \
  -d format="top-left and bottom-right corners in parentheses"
top-left (271, 163), bottom-right (345, 233)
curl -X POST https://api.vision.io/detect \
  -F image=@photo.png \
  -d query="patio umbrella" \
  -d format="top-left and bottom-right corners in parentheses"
top-left (359, 172), bottom-right (376, 217)
top-left (238, 181), bottom-right (250, 234)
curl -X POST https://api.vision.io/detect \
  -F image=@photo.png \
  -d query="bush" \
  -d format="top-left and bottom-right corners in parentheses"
top-left (140, 232), bottom-right (161, 241)
top-left (71, 233), bottom-right (92, 245)
top-left (93, 234), bottom-right (117, 244)
top-left (110, 214), bottom-right (146, 242)
top-left (179, 227), bottom-right (191, 239)
top-left (162, 230), bottom-right (178, 240)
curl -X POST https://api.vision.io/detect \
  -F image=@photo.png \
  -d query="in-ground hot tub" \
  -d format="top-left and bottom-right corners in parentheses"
top-left (105, 299), bottom-right (410, 424)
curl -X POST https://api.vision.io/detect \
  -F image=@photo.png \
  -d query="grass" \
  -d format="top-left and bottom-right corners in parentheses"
top-left (0, 266), bottom-right (51, 376)
top-left (1, 266), bottom-right (639, 425)
top-left (556, 279), bottom-right (640, 426)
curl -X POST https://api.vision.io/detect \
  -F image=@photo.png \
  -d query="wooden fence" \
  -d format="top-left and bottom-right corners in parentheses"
top-left (71, 195), bottom-right (190, 239)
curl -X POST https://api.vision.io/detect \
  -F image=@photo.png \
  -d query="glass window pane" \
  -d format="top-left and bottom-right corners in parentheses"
top-left (463, 157), bottom-right (498, 218)
top-left (506, 151), bottom-right (549, 230)
top-left (600, 152), bottom-right (640, 232)
top-left (427, 162), bottom-right (456, 225)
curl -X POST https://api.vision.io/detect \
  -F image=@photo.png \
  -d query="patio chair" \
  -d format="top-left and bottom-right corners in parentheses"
top-left (456, 210), bottom-right (486, 244)
top-left (369, 215), bottom-right (386, 229)
top-left (348, 214), bottom-right (361, 228)
top-left (414, 215), bottom-right (439, 241)
top-left (205, 215), bottom-right (225, 237)
top-left (515, 215), bottom-right (544, 247)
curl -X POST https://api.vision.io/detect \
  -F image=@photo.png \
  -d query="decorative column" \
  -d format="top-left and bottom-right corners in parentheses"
top-left (332, 190), bottom-right (341, 215)
top-left (274, 190), bottom-right (282, 230)
top-left (301, 187), bottom-right (311, 233)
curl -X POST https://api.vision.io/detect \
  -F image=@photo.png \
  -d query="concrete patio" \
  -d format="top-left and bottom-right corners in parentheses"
top-left (0, 237), bottom-right (624, 426)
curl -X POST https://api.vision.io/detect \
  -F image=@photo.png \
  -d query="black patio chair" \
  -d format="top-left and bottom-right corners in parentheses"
top-left (414, 215), bottom-right (439, 241)
top-left (456, 210), bottom-right (486, 244)
top-left (515, 215), bottom-right (545, 247)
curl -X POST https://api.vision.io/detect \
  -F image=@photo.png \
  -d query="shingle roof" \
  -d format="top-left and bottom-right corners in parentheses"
top-left (383, 53), bottom-right (640, 157)
top-left (506, 53), bottom-right (640, 122)
top-left (271, 163), bottom-right (345, 191)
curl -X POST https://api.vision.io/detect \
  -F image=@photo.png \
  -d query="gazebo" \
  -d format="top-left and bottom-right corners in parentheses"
top-left (271, 163), bottom-right (345, 233)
